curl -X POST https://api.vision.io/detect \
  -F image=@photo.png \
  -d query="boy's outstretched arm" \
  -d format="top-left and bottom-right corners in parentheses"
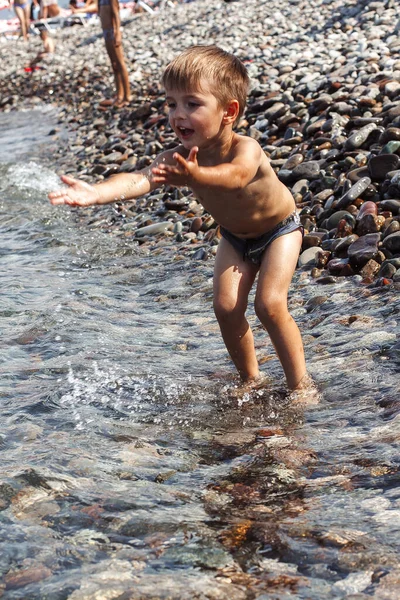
top-left (151, 138), bottom-right (262, 191)
top-left (48, 152), bottom-right (174, 207)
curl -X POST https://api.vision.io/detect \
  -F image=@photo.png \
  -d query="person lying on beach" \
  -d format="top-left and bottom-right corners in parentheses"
top-left (49, 45), bottom-right (312, 395)
top-left (69, 0), bottom-right (97, 14)
top-left (37, 0), bottom-right (60, 54)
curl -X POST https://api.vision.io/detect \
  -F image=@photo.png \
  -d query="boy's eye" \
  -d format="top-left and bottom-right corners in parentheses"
top-left (187, 102), bottom-right (199, 108)
top-left (167, 103), bottom-right (176, 109)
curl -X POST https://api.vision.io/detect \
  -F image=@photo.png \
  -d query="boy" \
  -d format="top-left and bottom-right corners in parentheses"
top-left (49, 45), bottom-right (308, 392)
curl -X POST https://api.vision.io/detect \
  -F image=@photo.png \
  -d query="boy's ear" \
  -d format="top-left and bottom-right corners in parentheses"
top-left (223, 100), bottom-right (240, 124)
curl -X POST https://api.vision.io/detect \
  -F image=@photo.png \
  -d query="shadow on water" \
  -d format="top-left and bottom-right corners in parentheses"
top-left (1, 113), bottom-right (400, 598)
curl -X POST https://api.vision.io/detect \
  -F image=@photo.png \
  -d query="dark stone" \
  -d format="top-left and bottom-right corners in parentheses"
top-left (379, 127), bottom-right (400, 144)
top-left (316, 275), bottom-right (338, 284)
top-left (383, 220), bottom-right (400, 238)
top-left (382, 231), bottom-right (400, 253)
top-left (277, 169), bottom-right (294, 184)
top-left (348, 233), bottom-right (381, 268)
top-left (192, 247), bottom-right (208, 260)
top-left (332, 234), bottom-right (359, 257)
top-left (326, 211), bottom-right (356, 230)
top-left (347, 166), bottom-right (369, 183)
top-left (382, 258), bottom-right (400, 269)
top-left (327, 258), bottom-right (350, 275)
top-left (316, 250), bottom-right (331, 268)
top-left (356, 214), bottom-right (385, 236)
top-left (368, 154), bottom-right (400, 180)
top-left (379, 200), bottom-right (400, 215)
top-left (378, 262), bottom-right (397, 278)
top-left (302, 234), bottom-right (322, 250)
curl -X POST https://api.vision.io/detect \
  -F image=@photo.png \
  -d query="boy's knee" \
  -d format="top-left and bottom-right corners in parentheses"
top-left (254, 294), bottom-right (286, 324)
top-left (213, 297), bottom-right (246, 324)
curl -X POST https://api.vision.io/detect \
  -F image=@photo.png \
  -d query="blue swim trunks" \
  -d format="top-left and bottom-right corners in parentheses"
top-left (220, 211), bottom-right (303, 265)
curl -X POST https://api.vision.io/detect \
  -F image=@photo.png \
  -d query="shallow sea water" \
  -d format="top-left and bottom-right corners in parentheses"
top-left (1, 108), bottom-right (400, 599)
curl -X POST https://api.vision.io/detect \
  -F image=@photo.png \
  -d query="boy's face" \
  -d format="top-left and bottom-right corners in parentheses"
top-left (165, 81), bottom-right (227, 150)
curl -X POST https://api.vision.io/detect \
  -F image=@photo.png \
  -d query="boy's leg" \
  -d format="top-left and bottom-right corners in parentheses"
top-left (213, 237), bottom-right (260, 380)
top-left (254, 230), bottom-right (306, 390)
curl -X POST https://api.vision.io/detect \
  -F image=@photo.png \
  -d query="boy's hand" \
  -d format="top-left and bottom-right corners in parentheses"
top-left (48, 175), bottom-right (101, 206)
top-left (151, 147), bottom-right (199, 187)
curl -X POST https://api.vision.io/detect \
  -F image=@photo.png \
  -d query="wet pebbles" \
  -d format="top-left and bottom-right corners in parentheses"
top-left (1, 0), bottom-right (400, 285)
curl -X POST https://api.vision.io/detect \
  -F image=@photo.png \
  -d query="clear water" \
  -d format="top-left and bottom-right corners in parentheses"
top-left (1, 108), bottom-right (400, 599)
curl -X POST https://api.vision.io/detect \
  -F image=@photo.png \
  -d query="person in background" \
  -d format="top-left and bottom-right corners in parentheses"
top-left (69, 0), bottom-right (131, 108)
top-left (38, 0), bottom-right (60, 53)
top-left (31, 0), bottom-right (41, 20)
top-left (98, 0), bottom-right (131, 108)
top-left (10, 0), bottom-right (31, 41)
top-left (69, 0), bottom-right (97, 12)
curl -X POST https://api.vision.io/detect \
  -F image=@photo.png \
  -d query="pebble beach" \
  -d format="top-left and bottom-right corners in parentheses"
top-left (1, 0), bottom-right (400, 281)
top-left (1, 1), bottom-right (400, 598)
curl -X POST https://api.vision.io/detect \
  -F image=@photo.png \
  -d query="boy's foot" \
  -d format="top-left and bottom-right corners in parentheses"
top-left (288, 373), bottom-right (320, 407)
top-left (229, 373), bottom-right (271, 401)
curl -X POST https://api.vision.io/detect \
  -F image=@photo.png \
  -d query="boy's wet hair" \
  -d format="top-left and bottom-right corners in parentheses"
top-left (162, 45), bottom-right (250, 125)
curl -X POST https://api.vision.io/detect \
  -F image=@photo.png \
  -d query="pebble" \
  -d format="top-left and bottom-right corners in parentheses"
top-left (335, 178), bottom-right (372, 210)
top-left (348, 233), bottom-right (381, 268)
top-left (135, 222), bottom-right (174, 237)
top-left (298, 246), bottom-right (324, 268)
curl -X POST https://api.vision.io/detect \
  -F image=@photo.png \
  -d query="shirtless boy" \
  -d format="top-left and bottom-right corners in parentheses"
top-left (49, 45), bottom-right (308, 392)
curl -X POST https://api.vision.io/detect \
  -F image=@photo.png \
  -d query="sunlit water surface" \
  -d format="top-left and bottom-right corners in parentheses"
top-left (0, 108), bottom-right (399, 599)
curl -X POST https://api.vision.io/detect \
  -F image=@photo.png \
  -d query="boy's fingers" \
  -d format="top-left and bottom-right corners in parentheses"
top-left (60, 174), bottom-right (78, 186)
top-left (173, 153), bottom-right (188, 169)
top-left (188, 146), bottom-right (198, 162)
top-left (49, 194), bottom-right (67, 205)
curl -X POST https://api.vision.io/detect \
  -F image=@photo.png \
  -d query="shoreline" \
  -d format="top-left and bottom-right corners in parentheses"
top-left (1, 0), bottom-right (400, 285)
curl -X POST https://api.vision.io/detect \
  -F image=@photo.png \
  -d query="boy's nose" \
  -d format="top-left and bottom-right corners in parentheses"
top-left (174, 104), bottom-right (186, 119)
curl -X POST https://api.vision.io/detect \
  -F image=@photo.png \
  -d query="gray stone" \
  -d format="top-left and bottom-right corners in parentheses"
top-left (135, 222), bottom-right (173, 237)
top-left (345, 123), bottom-right (377, 150)
top-left (298, 246), bottom-right (324, 267)
top-left (336, 177), bottom-right (372, 210)
top-left (292, 161), bottom-right (321, 180)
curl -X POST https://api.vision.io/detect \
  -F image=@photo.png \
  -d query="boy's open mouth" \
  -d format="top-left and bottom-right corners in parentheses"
top-left (178, 127), bottom-right (194, 139)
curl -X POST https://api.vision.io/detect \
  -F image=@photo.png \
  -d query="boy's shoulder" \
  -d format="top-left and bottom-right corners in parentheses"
top-left (231, 133), bottom-right (264, 160)
top-left (233, 133), bottom-right (262, 150)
